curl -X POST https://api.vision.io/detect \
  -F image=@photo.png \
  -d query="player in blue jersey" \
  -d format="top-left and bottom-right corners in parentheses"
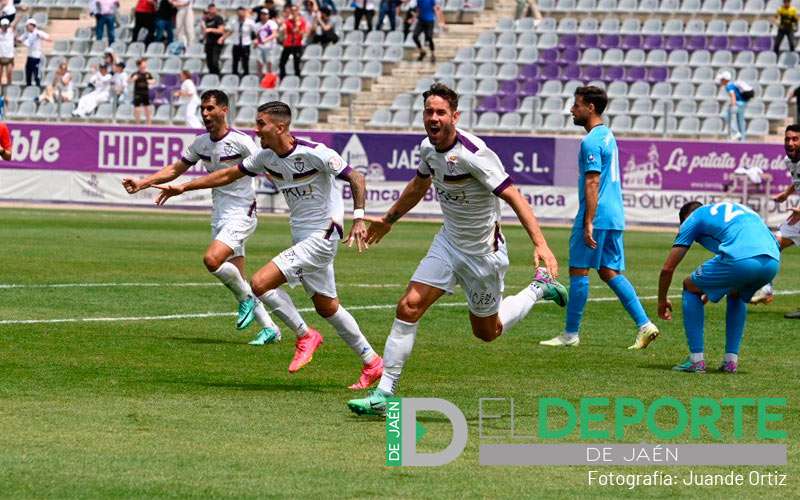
top-left (657, 201), bottom-right (781, 373)
top-left (540, 86), bottom-right (660, 349)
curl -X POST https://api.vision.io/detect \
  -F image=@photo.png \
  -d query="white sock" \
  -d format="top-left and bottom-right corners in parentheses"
top-left (325, 306), bottom-right (377, 364)
top-left (210, 261), bottom-right (251, 302)
top-left (252, 300), bottom-right (277, 330)
top-left (498, 285), bottom-right (539, 333)
top-left (724, 353), bottom-right (738, 363)
top-left (690, 352), bottom-right (705, 363)
top-left (564, 332), bottom-right (579, 340)
top-left (259, 288), bottom-right (309, 337)
top-left (377, 318), bottom-right (418, 394)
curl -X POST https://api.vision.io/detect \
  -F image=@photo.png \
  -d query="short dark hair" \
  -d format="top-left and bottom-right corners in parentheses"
top-left (786, 123), bottom-right (800, 134)
top-left (574, 85), bottom-right (608, 115)
top-left (201, 89), bottom-right (229, 107)
top-left (422, 82), bottom-right (459, 111)
top-left (679, 201), bottom-right (703, 223)
top-left (257, 100), bottom-right (292, 124)
top-left (114, 62), bottom-right (125, 69)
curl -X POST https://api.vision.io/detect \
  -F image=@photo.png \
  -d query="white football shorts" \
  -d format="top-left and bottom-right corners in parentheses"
top-left (778, 218), bottom-right (800, 246)
top-left (411, 230), bottom-right (509, 317)
top-left (211, 214), bottom-right (257, 258)
top-left (272, 235), bottom-right (338, 298)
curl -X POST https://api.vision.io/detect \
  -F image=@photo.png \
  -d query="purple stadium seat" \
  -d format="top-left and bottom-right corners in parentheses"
top-left (599, 34), bottom-right (620, 50)
top-left (623, 66), bottom-right (646, 83)
top-left (161, 73), bottom-right (180, 87)
top-left (558, 33), bottom-right (578, 49)
top-left (581, 65), bottom-right (602, 80)
top-left (517, 64), bottom-right (539, 82)
top-left (562, 64), bottom-right (581, 80)
top-left (498, 94), bottom-right (519, 113)
top-left (730, 36), bottom-right (750, 51)
top-left (621, 35), bottom-right (642, 50)
top-left (558, 47), bottom-right (580, 65)
top-left (579, 33), bottom-right (599, 49)
top-left (646, 66), bottom-right (668, 83)
top-left (752, 37), bottom-right (772, 52)
top-left (476, 95), bottom-right (499, 113)
top-left (541, 63), bottom-right (560, 80)
top-left (499, 79), bottom-right (518, 96)
top-left (665, 35), bottom-right (685, 51)
top-left (539, 48), bottom-right (558, 63)
top-left (686, 35), bottom-right (707, 51)
top-left (603, 66), bottom-right (624, 82)
top-left (708, 36), bottom-right (729, 51)
top-left (643, 35), bottom-right (663, 51)
top-left (150, 85), bottom-right (171, 106)
top-left (521, 79), bottom-right (540, 96)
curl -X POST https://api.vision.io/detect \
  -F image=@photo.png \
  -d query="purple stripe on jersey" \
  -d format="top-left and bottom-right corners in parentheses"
top-left (266, 167), bottom-right (284, 179)
top-left (333, 222), bottom-right (344, 239)
top-left (238, 163), bottom-right (257, 177)
top-left (197, 154), bottom-right (211, 161)
top-left (247, 200), bottom-right (257, 217)
top-left (180, 156), bottom-right (197, 166)
top-left (210, 128), bottom-right (232, 143)
top-left (219, 154), bottom-right (242, 162)
top-left (416, 170), bottom-right (431, 178)
top-left (443, 173), bottom-right (472, 182)
top-left (336, 166), bottom-right (353, 180)
top-left (456, 132), bottom-right (480, 153)
top-left (278, 139), bottom-right (299, 158)
top-left (294, 168), bottom-right (319, 179)
top-left (492, 176), bottom-right (513, 196)
top-left (294, 137), bottom-right (319, 148)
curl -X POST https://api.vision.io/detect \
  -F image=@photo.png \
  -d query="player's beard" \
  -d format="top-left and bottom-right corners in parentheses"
top-left (572, 114), bottom-right (586, 126)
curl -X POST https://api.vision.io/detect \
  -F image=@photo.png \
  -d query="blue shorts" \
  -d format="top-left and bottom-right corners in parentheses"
top-left (569, 227), bottom-right (625, 271)
top-left (690, 254), bottom-right (780, 303)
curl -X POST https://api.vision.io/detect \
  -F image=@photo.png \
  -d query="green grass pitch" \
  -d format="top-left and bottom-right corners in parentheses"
top-left (0, 207), bottom-right (798, 498)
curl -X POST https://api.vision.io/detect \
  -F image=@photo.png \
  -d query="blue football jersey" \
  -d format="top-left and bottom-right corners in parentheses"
top-left (575, 124), bottom-right (625, 230)
top-left (673, 202), bottom-right (780, 261)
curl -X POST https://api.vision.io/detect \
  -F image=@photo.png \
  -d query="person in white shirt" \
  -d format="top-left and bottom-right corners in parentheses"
top-left (0, 0), bottom-right (16, 24)
top-left (73, 64), bottom-right (112, 117)
top-left (111, 62), bottom-right (128, 104)
top-left (150, 100), bottom-right (385, 390)
top-left (18, 19), bottom-right (50, 87)
top-left (171, 0), bottom-right (194, 45)
top-left (39, 61), bottom-right (73, 104)
top-left (223, 6), bottom-right (257, 76)
top-left (254, 8), bottom-right (278, 76)
top-left (174, 70), bottom-right (202, 128)
top-left (0, 18), bottom-right (15, 86)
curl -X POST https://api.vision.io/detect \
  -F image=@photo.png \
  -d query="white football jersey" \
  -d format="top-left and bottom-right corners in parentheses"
top-left (239, 137), bottom-right (350, 240)
top-left (785, 156), bottom-right (800, 192)
top-left (181, 129), bottom-right (260, 219)
top-left (418, 129), bottom-right (513, 256)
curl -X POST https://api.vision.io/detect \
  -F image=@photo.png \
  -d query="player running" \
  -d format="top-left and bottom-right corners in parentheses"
top-left (347, 83), bottom-right (567, 416)
top-left (150, 101), bottom-right (383, 388)
top-left (539, 85), bottom-right (660, 350)
top-left (122, 89), bottom-right (290, 344)
top-left (657, 201), bottom-right (780, 373)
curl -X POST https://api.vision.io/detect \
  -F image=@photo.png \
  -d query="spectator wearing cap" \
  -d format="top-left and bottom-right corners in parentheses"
top-left (0, 18), bottom-right (14, 86)
top-left (203, 4), bottom-right (226, 75)
top-left (279, 4), bottom-right (307, 80)
top-left (309, 6), bottom-right (338, 47)
top-left (172, 0), bottom-right (194, 46)
top-left (254, 8), bottom-right (279, 76)
top-left (224, 6), bottom-right (257, 76)
top-left (716, 70), bottom-right (748, 142)
top-left (154, 0), bottom-right (177, 46)
top-left (38, 62), bottom-right (74, 104)
top-left (0, 0), bottom-right (15, 24)
top-left (774, 0), bottom-right (798, 55)
top-left (130, 58), bottom-right (155, 125)
top-left (95, 0), bottom-right (119, 43)
top-left (353, 0), bottom-right (376, 33)
top-left (18, 19), bottom-right (50, 87)
top-left (74, 64), bottom-right (113, 117)
top-left (133, 0), bottom-right (157, 45)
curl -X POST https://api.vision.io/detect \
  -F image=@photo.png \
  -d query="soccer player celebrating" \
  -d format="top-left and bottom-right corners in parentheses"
top-left (347, 83), bottom-right (567, 416)
top-left (123, 90), bottom-right (303, 346)
top-left (657, 201), bottom-right (781, 373)
top-left (539, 86), bottom-right (659, 349)
top-left (151, 101), bottom-right (383, 388)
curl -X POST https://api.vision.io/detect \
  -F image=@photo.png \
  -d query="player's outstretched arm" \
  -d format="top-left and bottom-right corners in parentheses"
top-left (340, 169), bottom-right (368, 252)
top-left (773, 183), bottom-right (796, 203)
top-left (657, 246), bottom-right (689, 320)
top-left (153, 165), bottom-right (246, 205)
top-left (366, 174), bottom-right (431, 245)
top-left (498, 183), bottom-right (559, 278)
top-left (122, 159), bottom-right (191, 194)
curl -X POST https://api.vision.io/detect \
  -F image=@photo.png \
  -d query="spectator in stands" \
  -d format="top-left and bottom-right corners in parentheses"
top-left (38, 62), bottom-right (73, 104)
top-left (0, 0), bottom-right (15, 24)
top-left (255, 8), bottom-right (279, 76)
top-left (133, 0), bottom-right (157, 45)
top-left (203, 4), bottom-right (226, 75)
top-left (301, 0), bottom-right (318, 26)
top-left (18, 19), bottom-right (50, 88)
top-left (401, 0), bottom-right (416, 39)
top-left (774, 0), bottom-right (798, 55)
top-left (95, 0), bottom-right (118, 44)
top-left (174, 70), bottom-right (202, 128)
top-left (309, 6), bottom-right (338, 47)
top-left (515, 0), bottom-right (542, 23)
top-left (130, 58), bottom-right (156, 125)
top-left (0, 120), bottom-right (11, 160)
top-left (789, 85), bottom-right (800, 122)
top-left (279, 4), bottom-right (307, 80)
top-left (413, 0), bottom-right (444, 63)
top-left (353, 0), bottom-right (376, 33)
top-left (319, 0), bottom-right (338, 14)
top-left (225, 6), bottom-right (257, 77)
top-left (111, 61), bottom-right (128, 104)
top-left (154, 0), bottom-right (177, 46)
top-left (376, 0), bottom-right (398, 31)
top-left (74, 64), bottom-right (112, 117)
top-left (103, 47), bottom-right (117, 67)
top-left (715, 70), bottom-right (748, 142)
top-left (0, 18), bottom-right (14, 86)
top-left (172, 0), bottom-right (194, 46)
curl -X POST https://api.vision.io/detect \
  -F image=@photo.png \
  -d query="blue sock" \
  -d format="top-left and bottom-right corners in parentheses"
top-left (682, 289), bottom-right (705, 353)
top-left (607, 275), bottom-right (650, 328)
top-left (725, 295), bottom-right (747, 354)
top-left (565, 275), bottom-right (589, 334)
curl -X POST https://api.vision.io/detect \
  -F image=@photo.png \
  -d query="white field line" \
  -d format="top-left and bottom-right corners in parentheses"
top-left (2, 290), bottom-right (799, 326)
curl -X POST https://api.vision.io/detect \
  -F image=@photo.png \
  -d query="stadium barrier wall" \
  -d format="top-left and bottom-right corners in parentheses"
top-left (0, 123), bottom-right (797, 226)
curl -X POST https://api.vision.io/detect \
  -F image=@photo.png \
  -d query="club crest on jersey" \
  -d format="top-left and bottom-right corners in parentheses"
top-left (223, 143), bottom-right (236, 156)
top-left (294, 157), bottom-right (305, 172)
top-left (446, 154), bottom-right (458, 173)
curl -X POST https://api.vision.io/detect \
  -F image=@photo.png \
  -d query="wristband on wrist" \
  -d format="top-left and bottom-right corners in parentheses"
top-left (353, 208), bottom-right (365, 219)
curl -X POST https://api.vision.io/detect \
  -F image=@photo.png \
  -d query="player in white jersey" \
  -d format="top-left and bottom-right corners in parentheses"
top-left (150, 101), bottom-right (384, 388)
top-left (122, 90), bottom-right (315, 346)
top-left (347, 83), bottom-right (568, 416)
